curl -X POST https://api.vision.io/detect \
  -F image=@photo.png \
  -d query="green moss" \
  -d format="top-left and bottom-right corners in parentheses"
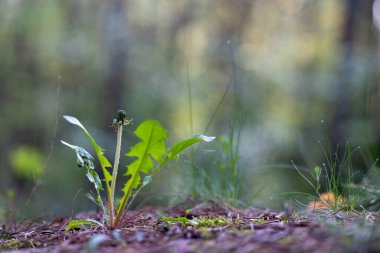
top-left (0, 238), bottom-right (31, 250)
top-left (249, 218), bottom-right (266, 224)
top-left (194, 217), bottom-right (232, 227)
top-left (162, 215), bottom-right (237, 228)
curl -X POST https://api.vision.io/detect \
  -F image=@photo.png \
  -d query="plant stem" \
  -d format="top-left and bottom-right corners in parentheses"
top-left (110, 123), bottom-right (123, 227)
top-left (114, 166), bottom-right (137, 226)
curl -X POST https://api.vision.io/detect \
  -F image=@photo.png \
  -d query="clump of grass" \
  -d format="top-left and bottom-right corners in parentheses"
top-left (348, 158), bottom-right (380, 211)
top-left (185, 41), bottom-right (244, 206)
top-left (187, 130), bottom-right (243, 206)
top-left (212, 132), bottom-right (241, 202)
top-left (293, 141), bottom-right (362, 212)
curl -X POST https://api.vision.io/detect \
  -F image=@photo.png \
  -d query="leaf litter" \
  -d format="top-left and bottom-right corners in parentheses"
top-left (1, 204), bottom-right (380, 253)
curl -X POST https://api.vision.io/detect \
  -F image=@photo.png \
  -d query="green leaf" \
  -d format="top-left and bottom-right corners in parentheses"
top-left (117, 120), bottom-right (167, 214)
top-left (127, 120), bottom-right (167, 166)
top-left (62, 116), bottom-right (112, 189)
top-left (154, 134), bottom-right (215, 174)
top-left (60, 141), bottom-right (95, 170)
top-left (65, 219), bottom-right (103, 232)
top-left (167, 134), bottom-right (215, 160)
top-left (142, 175), bottom-right (152, 187)
top-left (86, 170), bottom-right (104, 191)
top-left (114, 122), bottom-right (215, 226)
top-left (61, 140), bottom-right (104, 191)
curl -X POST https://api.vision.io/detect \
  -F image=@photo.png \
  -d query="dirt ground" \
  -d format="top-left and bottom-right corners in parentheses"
top-left (1, 203), bottom-right (380, 253)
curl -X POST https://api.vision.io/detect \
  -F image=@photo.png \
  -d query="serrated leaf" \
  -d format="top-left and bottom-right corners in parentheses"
top-left (126, 120), bottom-right (167, 165)
top-left (63, 116), bottom-right (112, 189)
top-left (117, 120), bottom-right (167, 214)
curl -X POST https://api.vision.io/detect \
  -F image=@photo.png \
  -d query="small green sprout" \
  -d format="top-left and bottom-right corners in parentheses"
top-left (61, 110), bottom-right (215, 228)
top-left (65, 219), bottom-right (104, 232)
top-left (313, 166), bottom-right (321, 191)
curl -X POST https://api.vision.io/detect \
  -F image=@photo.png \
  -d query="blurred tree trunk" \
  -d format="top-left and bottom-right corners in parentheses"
top-left (102, 0), bottom-right (128, 126)
top-left (166, 1), bottom-right (196, 64)
top-left (330, 0), bottom-right (374, 146)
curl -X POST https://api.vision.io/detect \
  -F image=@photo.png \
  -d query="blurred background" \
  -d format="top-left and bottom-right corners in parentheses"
top-left (1, 0), bottom-right (380, 219)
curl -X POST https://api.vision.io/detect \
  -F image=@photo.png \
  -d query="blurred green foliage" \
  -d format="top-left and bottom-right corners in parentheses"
top-left (9, 146), bottom-right (43, 180)
top-left (0, 0), bottom-right (379, 217)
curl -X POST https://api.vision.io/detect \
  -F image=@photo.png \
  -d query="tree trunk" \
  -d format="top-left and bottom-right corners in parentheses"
top-left (330, 0), bottom-right (374, 146)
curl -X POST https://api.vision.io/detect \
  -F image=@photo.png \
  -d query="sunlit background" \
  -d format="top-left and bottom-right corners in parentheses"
top-left (1, 0), bottom-right (380, 219)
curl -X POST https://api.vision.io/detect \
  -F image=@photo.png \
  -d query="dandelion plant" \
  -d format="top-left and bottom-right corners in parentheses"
top-left (61, 110), bottom-right (215, 227)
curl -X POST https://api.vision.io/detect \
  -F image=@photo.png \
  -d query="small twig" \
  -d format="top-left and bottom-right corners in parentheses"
top-left (25, 77), bottom-right (62, 208)
top-left (119, 211), bottom-right (144, 226)
top-left (71, 188), bottom-right (82, 217)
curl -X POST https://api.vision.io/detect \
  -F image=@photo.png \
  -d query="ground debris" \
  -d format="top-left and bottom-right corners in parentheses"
top-left (1, 206), bottom-right (380, 253)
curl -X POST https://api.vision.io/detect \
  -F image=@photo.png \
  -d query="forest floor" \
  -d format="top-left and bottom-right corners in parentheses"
top-left (1, 203), bottom-right (380, 253)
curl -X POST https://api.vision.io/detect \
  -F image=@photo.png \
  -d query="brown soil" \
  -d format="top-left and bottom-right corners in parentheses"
top-left (1, 204), bottom-right (380, 253)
